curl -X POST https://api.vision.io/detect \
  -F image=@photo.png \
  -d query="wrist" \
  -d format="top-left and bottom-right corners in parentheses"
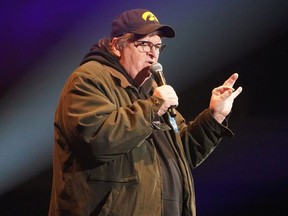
top-left (209, 109), bottom-right (226, 124)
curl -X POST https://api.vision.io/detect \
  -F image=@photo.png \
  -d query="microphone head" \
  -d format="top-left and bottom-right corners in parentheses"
top-left (150, 62), bottom-right (163, 74)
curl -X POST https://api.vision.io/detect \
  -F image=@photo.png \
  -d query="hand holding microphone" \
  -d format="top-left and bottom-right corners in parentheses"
top-left (153, 85), bottom-right (178, 116)
top-left (150, 63), bottom-right (178, 117)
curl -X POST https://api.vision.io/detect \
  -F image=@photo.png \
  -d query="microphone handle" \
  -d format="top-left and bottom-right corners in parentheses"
top-left (154, 71), bottom-right (177, 117)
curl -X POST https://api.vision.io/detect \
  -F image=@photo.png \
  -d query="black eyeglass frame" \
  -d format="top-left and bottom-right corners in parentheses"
top-left (133, 40), bottom-right (166, 54)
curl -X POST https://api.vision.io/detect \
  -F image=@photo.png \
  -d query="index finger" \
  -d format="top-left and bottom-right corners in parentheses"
top-left (223, 73), bottom-right (239, 87)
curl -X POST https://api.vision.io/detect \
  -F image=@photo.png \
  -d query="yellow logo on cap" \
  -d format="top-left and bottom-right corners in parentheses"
top-left (142, 12), bottom-right (159, 22)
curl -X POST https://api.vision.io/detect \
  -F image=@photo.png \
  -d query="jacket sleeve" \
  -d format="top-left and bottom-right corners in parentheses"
top-left (56, 67), bottom-right (163, 163)
top-left (176, 109), bottom-right (234, 169)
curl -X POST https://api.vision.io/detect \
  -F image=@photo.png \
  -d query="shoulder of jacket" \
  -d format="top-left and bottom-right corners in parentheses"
top-left (77, 61), bottom-right (132, 88)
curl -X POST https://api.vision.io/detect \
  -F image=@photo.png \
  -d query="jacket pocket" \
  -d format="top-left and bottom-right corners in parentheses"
top-left (95, 180), bottom-right (139, 216)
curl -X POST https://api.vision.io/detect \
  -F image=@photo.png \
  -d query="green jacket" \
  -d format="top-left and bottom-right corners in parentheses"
top-left (49, 60), bottom-right (233, 216)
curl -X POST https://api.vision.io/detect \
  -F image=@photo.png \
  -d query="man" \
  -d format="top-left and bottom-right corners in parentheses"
top-left (49, 8), bottom-right (242, 216)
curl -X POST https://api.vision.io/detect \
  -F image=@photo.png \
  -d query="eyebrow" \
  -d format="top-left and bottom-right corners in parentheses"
top-left (136, 40), bottom-right (162, 45)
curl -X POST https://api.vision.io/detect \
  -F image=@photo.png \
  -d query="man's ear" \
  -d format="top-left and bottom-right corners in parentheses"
top-left (111, 38), bottom-right (121, 57)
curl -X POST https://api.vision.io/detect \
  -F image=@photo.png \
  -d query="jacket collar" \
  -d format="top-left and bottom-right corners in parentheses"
top-left (81, 45), bottom-right (154, 94)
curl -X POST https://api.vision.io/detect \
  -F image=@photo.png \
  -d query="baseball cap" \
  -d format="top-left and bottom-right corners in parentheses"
top-left (110, 9), bottom-right (175, 38)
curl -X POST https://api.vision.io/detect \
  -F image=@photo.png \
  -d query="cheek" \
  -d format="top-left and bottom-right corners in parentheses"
top-left (155, 55), bottom-right (159, 62)
top-left (126, 52), bottom-right (144, 68)
top-left (121, 48), bottom-right (137, 62)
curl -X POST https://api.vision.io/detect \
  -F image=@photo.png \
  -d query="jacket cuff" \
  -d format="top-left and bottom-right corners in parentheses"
top-left (149, 96), bottom-right (165, 115)
top-left (201, 109), bottom-right (234, 137)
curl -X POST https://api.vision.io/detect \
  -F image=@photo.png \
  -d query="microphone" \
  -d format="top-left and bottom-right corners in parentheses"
top-left (150, 62), bottom-right (177, 117)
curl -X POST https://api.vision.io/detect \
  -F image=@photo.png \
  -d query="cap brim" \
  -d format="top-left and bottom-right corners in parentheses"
top-left (131, 24), bottom-right (175, 38)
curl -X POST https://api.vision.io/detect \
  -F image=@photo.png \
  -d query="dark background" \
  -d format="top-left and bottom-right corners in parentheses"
top-left (1, 0), bottom-right (288, 215)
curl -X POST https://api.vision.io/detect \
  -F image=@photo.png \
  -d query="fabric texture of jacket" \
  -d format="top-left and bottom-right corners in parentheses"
top-left (49, 47), bottom-right (234, 216)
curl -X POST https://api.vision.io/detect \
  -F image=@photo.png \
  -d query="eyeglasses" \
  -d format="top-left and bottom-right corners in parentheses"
top-left (134, 40), bottom-right (166, 54)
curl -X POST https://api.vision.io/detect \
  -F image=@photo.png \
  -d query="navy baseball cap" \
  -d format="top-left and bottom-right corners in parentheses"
top-left (110, 9), bottom-right (175, 38)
